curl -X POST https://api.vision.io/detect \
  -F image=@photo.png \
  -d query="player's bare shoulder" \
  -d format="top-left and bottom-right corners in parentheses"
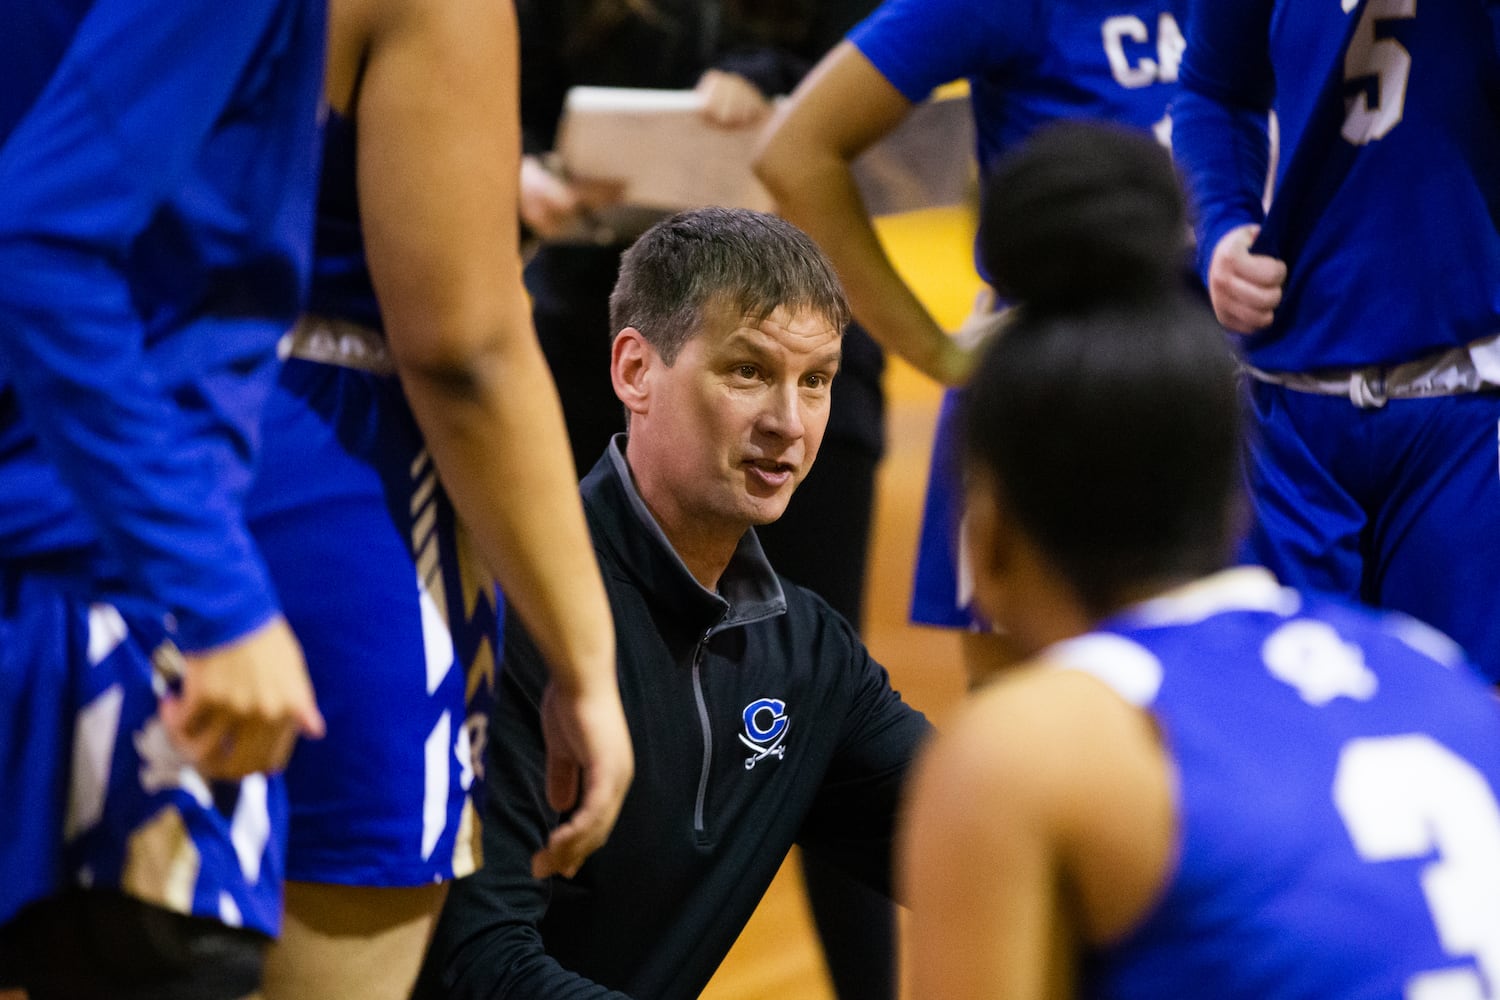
top-left (971, 657), bottom-right (1177, 945)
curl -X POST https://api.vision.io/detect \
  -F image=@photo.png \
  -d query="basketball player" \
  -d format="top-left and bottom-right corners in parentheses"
top-left (902, 119), bottom-right (1500, 1000)
top-left (0, 1), bottom-right (325, 997)
top-left (1172, 0), bottom-right (1500, 679)
top-left (249, 0), bottom-right (634, 997)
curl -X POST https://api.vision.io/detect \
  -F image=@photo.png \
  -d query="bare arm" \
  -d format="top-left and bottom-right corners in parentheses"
top-left (900, 669), bottom-right (1175, 999)
top-left (900, 675), bottom-right (1075, 1000)
top-left (753, 42), bottom-right (974, 386)
top-left (334, 0), bottom-right (632, 876)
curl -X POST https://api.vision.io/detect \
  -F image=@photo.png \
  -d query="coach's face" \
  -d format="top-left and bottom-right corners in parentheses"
top-left (613, 303), bottom-right (841, 578)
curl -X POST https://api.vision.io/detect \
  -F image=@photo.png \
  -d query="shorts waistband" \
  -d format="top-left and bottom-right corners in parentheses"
top-left (1244, 331), bottom-right (1500, 409)
top-left (279, 315), bottom-right (395, 376)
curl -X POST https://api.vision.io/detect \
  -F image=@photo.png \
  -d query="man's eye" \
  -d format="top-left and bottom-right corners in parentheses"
top-left (735, 365), bottom-right (759, 380)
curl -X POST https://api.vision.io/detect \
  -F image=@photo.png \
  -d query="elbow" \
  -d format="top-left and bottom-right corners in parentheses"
top-left (751, 120), bottom-right (803, 200)
top-left (386, 301), bottom-right (535, 401)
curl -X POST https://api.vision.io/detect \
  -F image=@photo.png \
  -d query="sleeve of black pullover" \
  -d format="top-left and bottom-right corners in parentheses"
top-left (796, 614), bottom-right (933, 900)
top-left (420, 621), bottom-right (634, 1000)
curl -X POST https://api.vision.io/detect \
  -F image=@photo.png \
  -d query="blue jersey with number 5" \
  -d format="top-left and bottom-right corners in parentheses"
top-left (1058, 569), bottom-right (1500, 999)
top-left (1173, 0), bottom-right (1500, 371)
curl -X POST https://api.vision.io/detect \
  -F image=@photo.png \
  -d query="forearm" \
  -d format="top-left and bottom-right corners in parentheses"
top-left (758, 149), bottom-right (960, 384)
top-left (1173, 0), bottom-right (1276, 280)
top-left (1171, 89), bottom-right (1271, 284)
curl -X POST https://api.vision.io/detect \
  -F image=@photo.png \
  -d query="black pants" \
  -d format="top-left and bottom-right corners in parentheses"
top-left (0, 891), bottom-right (266, 1000)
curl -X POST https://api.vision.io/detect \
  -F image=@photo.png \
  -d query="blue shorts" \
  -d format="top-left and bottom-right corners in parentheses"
top-left (911, 389), bottom-right (981, 629)
top-left (0, 573), bottom-right (285, 937)
top-left (248, 351), bottom-right (499, 887)
top-left (1243, 381), bottom-right (1500, 683)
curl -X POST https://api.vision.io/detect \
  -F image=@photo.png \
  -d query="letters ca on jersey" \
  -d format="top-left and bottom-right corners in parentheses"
top-left (1102, 11), bottom-right (1185, 88)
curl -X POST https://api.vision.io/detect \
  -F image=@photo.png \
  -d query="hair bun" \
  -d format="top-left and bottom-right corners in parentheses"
top-left (979, 120), bottom-right (1188, 311)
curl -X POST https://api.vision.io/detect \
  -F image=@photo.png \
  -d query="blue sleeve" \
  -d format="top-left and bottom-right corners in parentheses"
top-left (848, 0), bottom-right (1037, 103)
top-left (0, 0), bottom-right (300, 651)
top-left (1170, 0), bottom-right (1275, 283)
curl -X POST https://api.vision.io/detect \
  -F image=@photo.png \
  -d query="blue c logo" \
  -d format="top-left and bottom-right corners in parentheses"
top-left (742, 698), bottom-right (788, 744)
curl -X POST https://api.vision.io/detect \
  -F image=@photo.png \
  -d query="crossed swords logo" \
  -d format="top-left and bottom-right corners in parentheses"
top-left (739, 729), bottom-right (788, 769)
top-left (739, 698), bottom-right (789, 770)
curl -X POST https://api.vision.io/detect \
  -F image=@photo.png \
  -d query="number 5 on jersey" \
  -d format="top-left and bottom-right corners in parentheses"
top-left (1343, 0), bottom-right (1416, 145)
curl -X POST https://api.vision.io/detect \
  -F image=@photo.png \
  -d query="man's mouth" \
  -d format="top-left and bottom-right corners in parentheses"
top-left (744, 457), bottom-right (795, 488)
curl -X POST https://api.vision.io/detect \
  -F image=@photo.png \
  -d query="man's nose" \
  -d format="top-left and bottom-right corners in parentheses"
top-left (758, 382), bottom-right (805, 440)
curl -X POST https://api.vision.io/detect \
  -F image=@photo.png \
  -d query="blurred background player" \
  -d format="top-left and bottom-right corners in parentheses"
top-left (514, 2), bottom-right (896, 995)
top-left (0, 1), bottom-right (325, 997)
top-left (902, 119), bottom-right (1500, 1000)
top-left (1172, 0), bottom-right (1500, 679)
top-left (247, 0), bottom-right (634, 997)
top-left (753, 0), bottom-right (1188, 687)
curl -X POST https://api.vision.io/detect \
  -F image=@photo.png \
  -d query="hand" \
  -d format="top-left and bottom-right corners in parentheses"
top-left (159, 616), bottom-right (324, 780)
top-left (1207, 223), bottom-right (1287, 334)
top-left (932, 334), bottom-right (980, 387)
top-left (532, 680), bottom-right (634, 879)
top-left (519, 155), bottom-right (623, 241)
top-left (695, 70), bottom-right (770, 129)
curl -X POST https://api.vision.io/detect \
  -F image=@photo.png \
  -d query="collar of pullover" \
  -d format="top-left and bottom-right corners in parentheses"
top-left (581, 435), bottom-right (787, 637)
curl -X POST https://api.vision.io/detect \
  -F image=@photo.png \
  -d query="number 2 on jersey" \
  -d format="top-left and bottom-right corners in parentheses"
top-left (1334, 735), bottom-right (1500, 998)
top-left (1342, 0), bottom-right (1416, 145)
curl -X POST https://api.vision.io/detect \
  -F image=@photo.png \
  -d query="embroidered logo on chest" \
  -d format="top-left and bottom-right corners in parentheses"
top-left (739, 698), bottom-right (789, 770)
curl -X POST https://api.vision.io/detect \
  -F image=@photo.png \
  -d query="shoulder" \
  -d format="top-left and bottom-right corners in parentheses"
top-left (912, 663), bottom-right (1174, 941)
top-left (774, 580), bottom-right (876, 674)
top-left (934, 666), bottom-right (1157, 805)
top-left (848, 0), bottom-right (1041, 88)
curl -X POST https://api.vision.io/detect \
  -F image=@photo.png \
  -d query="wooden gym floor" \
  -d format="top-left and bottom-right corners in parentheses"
top-left (700, 207), bottom-right (983, 1000)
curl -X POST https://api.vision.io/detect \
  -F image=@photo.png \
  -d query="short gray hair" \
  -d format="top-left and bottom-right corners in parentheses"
top-left (609, 207), bottom-right (850, 362)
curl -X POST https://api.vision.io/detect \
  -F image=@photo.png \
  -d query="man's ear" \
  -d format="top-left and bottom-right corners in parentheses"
top-left (611, 327), bottom-right (654, 417)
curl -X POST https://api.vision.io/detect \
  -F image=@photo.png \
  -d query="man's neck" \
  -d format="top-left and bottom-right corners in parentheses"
top-left (621, 448), bottom-right (740, 592)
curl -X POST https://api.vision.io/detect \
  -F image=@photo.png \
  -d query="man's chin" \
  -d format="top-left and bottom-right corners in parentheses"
top-left (742, 490), bottom-right (795, 526)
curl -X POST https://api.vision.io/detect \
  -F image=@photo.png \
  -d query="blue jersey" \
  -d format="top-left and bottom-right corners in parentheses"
top-left (307, 111), bottom-right (384, 333)
top-left (1054, 569), bottom-right (1500, 998)
top-left (854, 0), bottom-right (1190, 631)
top-left (0, 0), bottom-right (326, 651)
top-left (1173, 0), bottom-right (1500, 371)
top-left (851, 0), bottom-right (1186, 280)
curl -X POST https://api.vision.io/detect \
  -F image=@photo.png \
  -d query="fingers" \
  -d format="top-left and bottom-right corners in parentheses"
top-left (532, 759), bottom-right (630, 880)
top-left (545, 748), bottom-right (581, 815)
top-left (1208, 224), bottom-right (1287, 334)
top-left (519, 156), bottom-right (583, 239)
top-left (162, 617), bottom-right (322, 780)
top-left (161, 695), bottom-right (305, 780)
top-left (696, 70), bottom-right (769, 129)
top-left (532, 681), bottom-right (634, 879)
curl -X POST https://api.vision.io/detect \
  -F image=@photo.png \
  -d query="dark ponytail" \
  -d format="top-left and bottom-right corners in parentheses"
top-left (962, 121), bottom-right (1245, 615)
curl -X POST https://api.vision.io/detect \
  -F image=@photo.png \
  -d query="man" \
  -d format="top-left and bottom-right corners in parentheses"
top-left (0, 1), bottom-right (325, 997)
top-left (416, 207), bottom-right (931, 1000)
top-left (902, 120), bottom-right (1500, 1000)
top-left (1171, 0), bottom-right (1500, 679)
